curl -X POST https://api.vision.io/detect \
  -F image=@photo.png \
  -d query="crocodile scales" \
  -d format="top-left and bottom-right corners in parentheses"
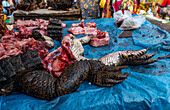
top-left (0, 53), bottom-right (130, 100)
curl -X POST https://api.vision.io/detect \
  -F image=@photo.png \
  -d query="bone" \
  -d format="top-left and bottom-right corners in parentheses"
top-left (78, 36), bottom-right (92, 45)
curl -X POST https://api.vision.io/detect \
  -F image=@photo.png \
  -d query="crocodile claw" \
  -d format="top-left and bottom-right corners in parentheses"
top-left (99, 48), bottom-right (157, 66)
top-left (88, 63), bottom-right (130, 87)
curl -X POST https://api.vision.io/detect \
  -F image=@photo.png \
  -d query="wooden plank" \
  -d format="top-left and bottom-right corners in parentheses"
top-left (13, 9), bottom-right (81, 21)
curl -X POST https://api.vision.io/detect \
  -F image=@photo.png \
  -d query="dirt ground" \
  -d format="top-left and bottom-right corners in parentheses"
top-left (146, 19), bottom-right (170, 33)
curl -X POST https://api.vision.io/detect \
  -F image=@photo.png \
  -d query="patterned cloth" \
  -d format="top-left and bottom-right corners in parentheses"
top-left (139, 0), bottom-right (150, 12)
top-left (152, 0), bottom-right (164, 15)
top-left (159, 0), bottom-right (170, 18)
top-left (111, 0), bottom-right (138, 14)
top-left (160, 0), bottom-right (170, 7)
top-left (0, 0), bottom-right (8, 37)
top-left (159, 6), bottom-right (170, 20)
top-left (153, 0), bottom-right (170, 19)
top-left (80, 0), bottom-right (100, 19)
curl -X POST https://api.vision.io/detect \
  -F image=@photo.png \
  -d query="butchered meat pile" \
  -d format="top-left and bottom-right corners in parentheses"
top-left (0, 30), bottom-right (49, 60)
top-left (68, 20), bottom-right (110, 47)
top-left (68, 20), bottom-right (98, 35)
top-left (14, 19), bottom-right (49, 31)
top-left (14, 19), bottom-right (49, 38)
top-left (14, 19), bottom-right (67, 38)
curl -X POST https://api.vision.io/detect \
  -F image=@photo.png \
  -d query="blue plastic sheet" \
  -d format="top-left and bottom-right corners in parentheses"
top-left (0, 18), bottom-right (170, 110)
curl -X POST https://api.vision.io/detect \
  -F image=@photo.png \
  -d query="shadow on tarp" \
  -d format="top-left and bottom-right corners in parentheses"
top-left (0, 18), bottom-right (170, 110)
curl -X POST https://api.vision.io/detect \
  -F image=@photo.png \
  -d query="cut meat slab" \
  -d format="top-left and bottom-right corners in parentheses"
top-left (90, 31), bottom-right (110, 47)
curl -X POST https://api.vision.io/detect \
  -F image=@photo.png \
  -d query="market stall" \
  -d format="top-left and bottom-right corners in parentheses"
top-left (0, 18), bottom-right (170, 109)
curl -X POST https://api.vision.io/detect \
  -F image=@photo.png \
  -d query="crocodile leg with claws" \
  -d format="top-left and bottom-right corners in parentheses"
top-left (17, 60), bottom-right (130, 100)
top-left (99, 48), bottom-right (157, 66)
top-left (0, 53), bottom-right (130, 100)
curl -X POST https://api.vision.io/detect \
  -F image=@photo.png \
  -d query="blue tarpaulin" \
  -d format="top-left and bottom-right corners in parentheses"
top-left (0, 18), bottom-right (170, 110)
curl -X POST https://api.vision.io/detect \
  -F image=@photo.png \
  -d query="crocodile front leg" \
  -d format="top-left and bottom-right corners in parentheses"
top-left (87, 60), bottom-right (130, 87)
top-left (16, 60), bottom-right (91, 100)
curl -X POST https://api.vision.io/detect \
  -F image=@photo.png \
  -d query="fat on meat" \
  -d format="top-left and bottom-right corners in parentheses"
top-left (86, 21), bottom-right (96, 28)
top-left (68, 20), bottom-right (98, 35)
top-left (68, 27), bottom-right (85, 35)
top-left (71, 19), bottom-right (85, 27)
top-left (84, 27), bottom-right (98, 35)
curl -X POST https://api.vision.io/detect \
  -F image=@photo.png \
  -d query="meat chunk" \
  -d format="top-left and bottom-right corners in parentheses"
top-left (71, 19), bottom-right (85, 27)
top-left (43, 34), bottom-right (84, 77)
top-left (90, 31), bottom-right (110, 47)
top-left (62, 23), bottom-right (67, 28)
top-left (84, 27), bottom-right (98, 35)
top-left (0, 33), bottom-right (49, 60)
top-left (68, 20), bottom-right (98, 35)
top-left (86, 22), bottom-right (96, 28)
top-left (68, 27), bottom-right (85, 35)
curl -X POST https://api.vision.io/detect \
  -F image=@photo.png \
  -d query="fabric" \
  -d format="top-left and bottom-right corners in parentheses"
top-left (139, 0), bottom-right (150, 12)
top-left (99, 0), bottom-right (106, 8)
top-left (2, 0), bottom-right (12, 15)
top-left (152, 0), bottom-right (164, 15)
top-left (0, 18), bottom-right (170, 110)
top-left (160, 0), bottom-right (170, 7)
top-left (160, 7), bottom-right (170, 16)
top-left (110, 0), bottom-right (138, 14)
top-left (2, 0), bottom-right (11, 7)
top-left (80, 0), bottom-right (100, 19)
top-left (154, 0), bottom-right (170, 19)
top-left (0, 1), bottom-right (8, 37)
top-left (159, 0), bottom-right (170, 19)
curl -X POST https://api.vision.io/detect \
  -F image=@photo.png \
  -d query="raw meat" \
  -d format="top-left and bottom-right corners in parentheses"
top-left (0, 30), bottom-right (49, 60)
top-left (43, 34), bottom-right (84, 77)
top-left (68, 20), bottom-right (98, 35)
top-left (84, 27), bottom-right (98, 35)
top-left (71, 19), bottom-right (85, 27)
top-left (86, 22), bottom-right (96, 28)
top-left (90, 30), bottom-right (110, 47)
top-left (68, 27), bottom-right (84, 35)
top-left (14, 19), bottom-right (49, 30)
top-left (62, 23), bottom-right (67, 28)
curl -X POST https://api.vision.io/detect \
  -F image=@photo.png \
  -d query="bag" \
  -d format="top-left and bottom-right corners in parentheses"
top-left (114, 10), bottom-right (146, 30)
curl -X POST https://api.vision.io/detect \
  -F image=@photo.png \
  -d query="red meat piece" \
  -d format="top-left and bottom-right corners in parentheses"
top-left (84, 27), bottom-right (98, 35)
top-left (68, 27), bottom-right (85, 35)
top-left (71, 19), bottom-right (85, 27)
top-left (86, 22), bottom-right (96, 28)
top-left (62, 23), bottom-right (67, 28)
top-left (43, 34), bottom-right (77, 77)
top-left (90, 30), bottom-right (110, 47)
